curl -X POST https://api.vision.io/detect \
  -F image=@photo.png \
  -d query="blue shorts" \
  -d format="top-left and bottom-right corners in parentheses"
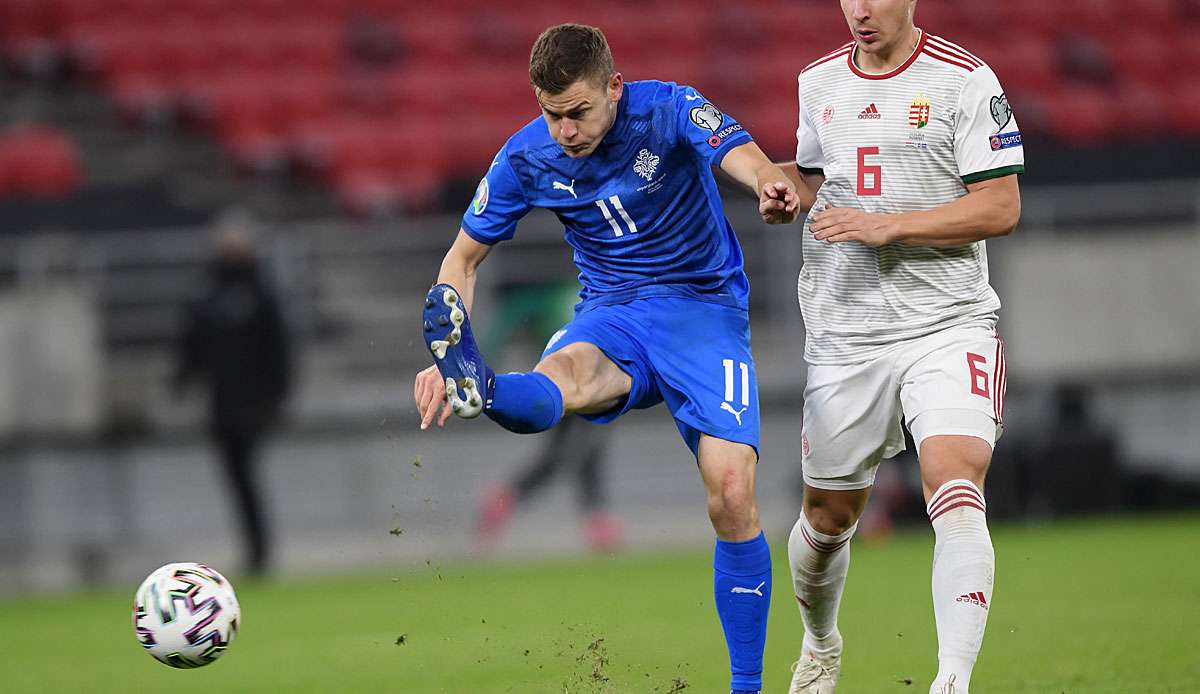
top-left (540, 296), bottom-right (760, 458)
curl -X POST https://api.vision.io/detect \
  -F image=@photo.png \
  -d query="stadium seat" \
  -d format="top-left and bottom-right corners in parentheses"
top-left (1165, 79), bottom-right (1200, 136)
top-left (1109, 30), bottom-right (1172, 84)
top-left (16, 0), bottom-right (1200, 213)
top-left (1045, 86), bottom-right (1118, 145)
top-left (0, 126), bottom-right (82, 199)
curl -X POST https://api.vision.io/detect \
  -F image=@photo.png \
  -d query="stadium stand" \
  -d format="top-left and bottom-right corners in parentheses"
top-left (2, 0), bottom-right (1200, 215)
top-left (0, 124), bottom-right (81, 199)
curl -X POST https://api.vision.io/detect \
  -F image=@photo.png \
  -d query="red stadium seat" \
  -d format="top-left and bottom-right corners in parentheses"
top-left (1113, 80), bottom-right (1169, 137)
top-left (1045, 85), bottom-right (1118, 145)
top-left (978, 35), bottom-right (1058, 93)
top-left (0, 126), bottom-right (82, 199)
top-left (1165, 79), bottom-right (1200, 136)
top-left (1109, 30), bottom-right (1172, 85)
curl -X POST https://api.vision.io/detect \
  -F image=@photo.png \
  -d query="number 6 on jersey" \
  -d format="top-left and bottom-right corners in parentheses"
top-left (857, 146), bottom-right (882, 196)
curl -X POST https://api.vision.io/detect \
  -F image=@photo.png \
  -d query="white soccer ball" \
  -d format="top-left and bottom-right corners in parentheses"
top-left (132, 562), bottom-right (240, 668)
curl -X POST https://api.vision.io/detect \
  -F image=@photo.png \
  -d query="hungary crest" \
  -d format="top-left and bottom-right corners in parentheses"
top-left (908, 95), bottom-right (931, 129)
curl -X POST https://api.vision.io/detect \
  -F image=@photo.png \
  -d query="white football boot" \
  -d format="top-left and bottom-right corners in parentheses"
top-left (788, 635), bottom-right (841, 694)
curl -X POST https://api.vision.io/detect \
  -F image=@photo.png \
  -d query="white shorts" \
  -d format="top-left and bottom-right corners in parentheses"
top-left (801, 323), bottom-right (1006, 491)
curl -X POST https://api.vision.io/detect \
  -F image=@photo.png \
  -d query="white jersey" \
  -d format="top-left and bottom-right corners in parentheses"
top-left (794, 31), bottom-right (1024, 364)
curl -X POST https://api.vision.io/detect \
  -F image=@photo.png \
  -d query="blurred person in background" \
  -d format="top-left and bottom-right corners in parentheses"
top-left (474, 280), bottom-right (621, 553)
top-left (413, 23), bottom-right (802, 694)
top-left (778, 1), bottom-right (1022, 692)
top-left (174, 211), bottom-right (293, 577)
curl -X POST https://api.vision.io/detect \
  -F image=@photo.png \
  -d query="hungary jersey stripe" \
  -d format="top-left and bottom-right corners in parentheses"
top-left (923, 45), bottom-right (977, 72)
top-left (927, 35), bottom-right (984, 67)
top-left (927, 36), bottom-right (983, 67)
top-left (803, 45), bottom-right (853, 74)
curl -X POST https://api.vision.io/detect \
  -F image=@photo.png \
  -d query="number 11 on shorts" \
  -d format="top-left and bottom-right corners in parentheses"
top-left (722, 359), bottom-right (750, 407)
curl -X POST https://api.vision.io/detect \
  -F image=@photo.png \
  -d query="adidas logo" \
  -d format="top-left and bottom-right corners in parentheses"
top-left (858, 103), bottom-right (881, 119)
top-left (956, 592), bottom-right (988, 609)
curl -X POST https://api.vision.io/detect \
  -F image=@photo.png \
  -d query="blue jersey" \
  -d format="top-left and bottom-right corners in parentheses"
top-left (460, 80), bottom-right (754, 310)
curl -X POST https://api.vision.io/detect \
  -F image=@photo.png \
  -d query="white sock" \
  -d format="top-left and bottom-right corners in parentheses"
top-left (927, 480), bottom-right (994, 693)
top-left (787, 512), bottom-right (856, 656)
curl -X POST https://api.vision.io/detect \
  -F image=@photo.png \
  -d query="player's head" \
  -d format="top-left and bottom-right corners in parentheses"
top-left (529, 23), bottom-right (623, 159)
top-left (840, 0), bottom-right (918, 55)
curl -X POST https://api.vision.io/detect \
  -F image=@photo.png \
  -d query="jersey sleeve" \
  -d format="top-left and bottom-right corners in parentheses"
top-left (795, 75), bottom-right (825, 170)
top-left (954, 65), bottom-right (1025, 184)
top-left (460, 143), bottom-right (532, 244)
top-left (673, 84), bottom-right (753, 166)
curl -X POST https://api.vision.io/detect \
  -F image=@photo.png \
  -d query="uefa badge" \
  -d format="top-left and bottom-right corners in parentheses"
top-left (822, 105), bottom-right (834, 125)
top-left (908, 95), bottom-right (931, 129)
top-left (472, 177), bottom-right (489, 215)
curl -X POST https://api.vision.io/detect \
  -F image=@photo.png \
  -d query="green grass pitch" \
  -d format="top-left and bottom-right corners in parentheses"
top-left (4, 514), bottom-right (1198, 692)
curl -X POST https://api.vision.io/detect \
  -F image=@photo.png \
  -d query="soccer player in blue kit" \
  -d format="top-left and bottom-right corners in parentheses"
top-left (412, 24), bottom-right (801, 693)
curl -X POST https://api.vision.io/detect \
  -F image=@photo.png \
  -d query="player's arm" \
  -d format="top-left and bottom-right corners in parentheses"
top-left (416, 231), bottom-right (493, 429)
top-left (719, 141), bottom-right (804, 224)
top-left (811, 175), bottom-right (1019, 247)
top-left (417, 145), bottom-right (528, 429)
top-left (436, 229), bottom-right (492, 313)
top-left (776, 161), bottom-right (824, 205)
top-left (671, 86), bottom-right (802, 224)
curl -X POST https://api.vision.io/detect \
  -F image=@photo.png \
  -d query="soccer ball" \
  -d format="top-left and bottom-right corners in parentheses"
top-left (132, 562), bottom-right (240, 668)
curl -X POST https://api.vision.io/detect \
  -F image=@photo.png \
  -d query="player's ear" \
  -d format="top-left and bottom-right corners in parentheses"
top-left (607, 72), bottom-right (623, 104)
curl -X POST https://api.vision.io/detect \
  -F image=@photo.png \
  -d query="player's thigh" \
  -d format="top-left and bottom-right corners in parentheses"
top-left (801, 356), bottom-right (905, 488)
top-left (644, 299), bottom-right (761, 457)
top-left (535, 341), bottom-right (632, 415)
top-left (897, 324), bottom-right (1005, 497)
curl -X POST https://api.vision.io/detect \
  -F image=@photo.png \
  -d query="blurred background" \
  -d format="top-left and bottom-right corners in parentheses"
top-left (1, 0), bottom-right (1199, 596)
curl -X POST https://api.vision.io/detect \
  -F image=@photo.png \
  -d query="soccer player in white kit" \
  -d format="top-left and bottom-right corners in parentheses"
top-left (778, 2), bottom-right (1023, 693)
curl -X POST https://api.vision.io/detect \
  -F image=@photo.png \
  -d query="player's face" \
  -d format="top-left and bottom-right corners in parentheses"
top-left (840, 0), bottom-right (916, 54)
top-left (536, 73), bottom-right (623, 158)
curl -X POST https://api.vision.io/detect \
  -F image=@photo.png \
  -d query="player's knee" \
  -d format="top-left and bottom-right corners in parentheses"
top-left (706, 468), bottom-right (757, 525)
top-left (535, 351), bottom-right (585, 409)
top-left (802, 492), bottom-right (865, 536)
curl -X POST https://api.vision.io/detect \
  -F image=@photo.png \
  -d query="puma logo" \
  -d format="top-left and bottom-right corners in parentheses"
top-left (720, 401), bottom-right (748, 426)
top-left (731, 581), bottom-right (766, 597)
top-left (552, 179), bottom-right (577, 199)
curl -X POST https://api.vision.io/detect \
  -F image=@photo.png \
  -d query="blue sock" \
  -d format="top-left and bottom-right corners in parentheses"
top-left (484, 372), bottom-right (563, 434)
top-left (714, 532), bottom-right (772, 693)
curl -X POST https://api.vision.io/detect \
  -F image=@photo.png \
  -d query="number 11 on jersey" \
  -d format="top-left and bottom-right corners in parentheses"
top-left (596, 195), bottom-right (638, 237)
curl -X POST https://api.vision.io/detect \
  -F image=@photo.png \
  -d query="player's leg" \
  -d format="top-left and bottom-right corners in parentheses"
top-left (422, 282), bottom-right (633, 433)
top-left (483, 340), bottom-right (631, 433)
top-left (919, 434), bottom-right (994, 694)
top-left (899, 326), bottom-right (1005, 694)
top-left (696, 435), bottom-right (772, 694)
top-left (216, 429), bottom-right (270, 575)
top-left (787, 357), bottom-right (905, 693)
top-left (642, 297), bottom-right (771, 694)
top-left (787, 483), bottom-right (868, 692)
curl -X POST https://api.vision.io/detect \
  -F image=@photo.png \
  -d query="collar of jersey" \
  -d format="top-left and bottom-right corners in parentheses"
top-left (848, 28), bottom-right (925, 80)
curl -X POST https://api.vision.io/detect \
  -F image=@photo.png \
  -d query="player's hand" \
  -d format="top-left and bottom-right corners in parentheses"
top-left (414, 364), bottom-right (453, 430)
top-left (810, 204), bottom-right (897, 246)
top-left (759, 181), bottom-right (800, 225)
